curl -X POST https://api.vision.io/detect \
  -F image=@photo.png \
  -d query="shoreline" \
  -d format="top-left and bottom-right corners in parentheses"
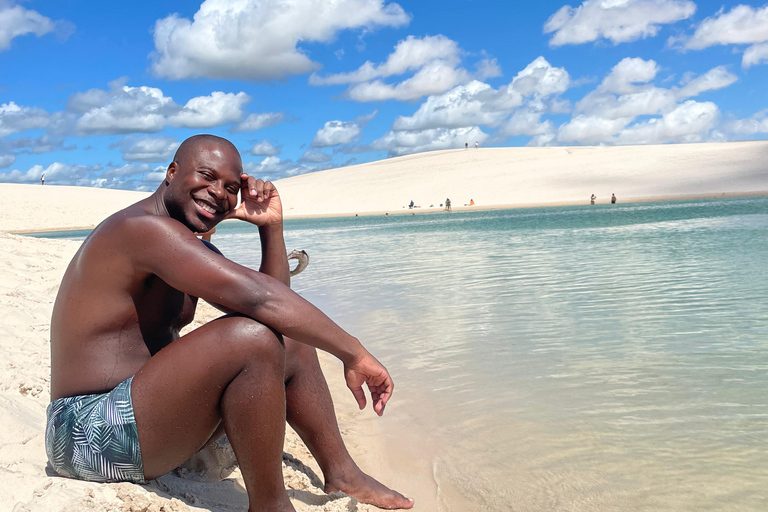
top-left (8, 189), bottom-right (768, 234)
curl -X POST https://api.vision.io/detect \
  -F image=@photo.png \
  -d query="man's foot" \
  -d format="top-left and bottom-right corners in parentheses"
top-left (325, 470), bottom-right (414, 510)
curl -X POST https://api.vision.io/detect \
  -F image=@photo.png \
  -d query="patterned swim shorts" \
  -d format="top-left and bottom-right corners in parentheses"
top-left (45, 376), bottom-right (145, 483)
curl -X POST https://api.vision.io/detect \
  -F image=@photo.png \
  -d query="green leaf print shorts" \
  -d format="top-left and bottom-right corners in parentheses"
top-left (45, 376), bottom-right (145, 483)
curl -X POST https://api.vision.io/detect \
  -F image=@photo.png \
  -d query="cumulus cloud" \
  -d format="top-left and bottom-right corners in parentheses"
top-left (311, 34), bottom-right (498, 102)
top-left (70, 80), bottom-right (251, 135)
top-left (544, 0), bottom-right (696, 47)
top-left (168, 92), bottom-right (250, 128)
top-left (72, 81), bottom-right (177, 135)
top-left (0, 160), bottom-right (166, 190)
top-left (150, 0), bottom-right (410, 81)
top-left (230, 112), bottom-right (286, 133)
top-left (312, 111), bottom-right (376, 147)
top-left (0, 1), bottom-right (72, 52)
top-left (0, 161), bottom-right (97, 185)
top-left (0, 101), bottom-right (49, 136)
top-left (310, 34), bottom-right (461, 85)
top-left (727, 109), bottom-right (768, 135)
top-left (679, 5), bottom-right (768, 68)
top-left (557, 57), bottom-right (735, 144)
top-left (250, 140), bottom-right (281, 156)
top-left (614, 100), bottom-right (720, 144)
top-left (244, 156), bottom-right (331, 180)
top-left (371, 126), bottom-right (489, 157)
top-left (112, 136), bottom-right (180, 163)
top-left (392, 57), bottom-right (569, 132)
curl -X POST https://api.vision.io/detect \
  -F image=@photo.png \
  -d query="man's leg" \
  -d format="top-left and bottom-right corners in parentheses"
top-left (283, 338), bottom-right (414, 510)
top-left (131, 315), bottom-right (293, 512)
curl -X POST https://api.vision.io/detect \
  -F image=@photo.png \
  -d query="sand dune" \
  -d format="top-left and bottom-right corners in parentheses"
top-left (275, 141), bottom-right (768, 216)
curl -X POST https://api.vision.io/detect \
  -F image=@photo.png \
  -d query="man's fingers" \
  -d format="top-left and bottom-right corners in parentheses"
top-left (350, 386), bottom-right (366, 410)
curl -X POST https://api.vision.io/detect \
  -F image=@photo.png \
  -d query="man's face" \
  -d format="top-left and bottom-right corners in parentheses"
top-left (165, 143), bottom-right (243, 232)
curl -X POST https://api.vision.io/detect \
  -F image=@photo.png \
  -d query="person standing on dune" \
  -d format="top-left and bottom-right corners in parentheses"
top-left (46, 134), bottom-right (414, 511)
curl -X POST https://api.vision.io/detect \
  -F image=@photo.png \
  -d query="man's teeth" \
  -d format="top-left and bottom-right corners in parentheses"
top-left (196, 200), bottom-right (217, 214)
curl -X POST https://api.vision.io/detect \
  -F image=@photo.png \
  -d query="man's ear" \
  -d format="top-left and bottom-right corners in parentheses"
top-left (166, 161), bottom-right (178, 185)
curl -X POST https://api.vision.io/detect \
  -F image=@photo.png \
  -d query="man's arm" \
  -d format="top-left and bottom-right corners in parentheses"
top-left (230, 176), bottom-right (290, 287)
top-left (259, 222), bottom-right (290, 287)
top-left (127, 215), bottom-right (393, 415)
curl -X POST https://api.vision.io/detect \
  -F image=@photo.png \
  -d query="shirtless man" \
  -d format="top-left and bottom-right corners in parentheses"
top-left (47, 134), bottom-right (414, 511)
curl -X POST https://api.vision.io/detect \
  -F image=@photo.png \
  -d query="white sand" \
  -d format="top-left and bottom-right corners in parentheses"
top-left (2, 141), bottom-right (766, 511)
top-left (275, 141), bottom-right (768, 216)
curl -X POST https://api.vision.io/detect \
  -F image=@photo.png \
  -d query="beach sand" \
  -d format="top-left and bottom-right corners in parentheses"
top-left (2, 141), bottom-right (767, 511)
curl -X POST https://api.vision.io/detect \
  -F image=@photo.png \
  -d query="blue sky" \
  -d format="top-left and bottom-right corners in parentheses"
top-left (1, 0), bottom-right (767, 189)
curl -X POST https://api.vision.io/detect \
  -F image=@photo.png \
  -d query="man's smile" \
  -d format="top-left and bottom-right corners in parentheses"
top-left (193, 197), bottom-right (223, 218)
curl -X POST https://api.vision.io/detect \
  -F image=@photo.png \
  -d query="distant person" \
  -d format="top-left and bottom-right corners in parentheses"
top-left (41, 173), bottom-right (45, 185)
top-left (611, 193), bottom-right (617, 204)
top-left (469, 199), bottom-right (475, 206)
top-left (590, 194), bottom-right (596, 205)
top-left (445, 198), bottom-right (452, 212)
top-left (465, 142), bottom-right (468, 149)
top-left (385, 212), bottom-right (389, 217)
top-left (475, 141), bottom-right (478, 149)
top-left (409, 200), bottom-right (414, 209)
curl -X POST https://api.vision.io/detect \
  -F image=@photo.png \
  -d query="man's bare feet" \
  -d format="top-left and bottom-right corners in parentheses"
top-left (325, 469), bottom-right (414, 510)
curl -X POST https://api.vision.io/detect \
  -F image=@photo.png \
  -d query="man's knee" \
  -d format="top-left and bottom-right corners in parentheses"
top-left (214, 315), bottom-right (285, 366)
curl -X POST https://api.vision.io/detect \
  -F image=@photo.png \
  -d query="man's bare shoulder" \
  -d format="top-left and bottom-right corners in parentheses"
top-left (94, 203), bottom-right (193, 247)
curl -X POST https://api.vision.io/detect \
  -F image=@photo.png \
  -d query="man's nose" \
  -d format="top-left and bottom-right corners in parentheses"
top-left (209, 181), bottom-right (225, 199)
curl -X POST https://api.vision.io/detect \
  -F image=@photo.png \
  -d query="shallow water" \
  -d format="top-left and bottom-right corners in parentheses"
top-left (40, 197), bottom-right (768, 511)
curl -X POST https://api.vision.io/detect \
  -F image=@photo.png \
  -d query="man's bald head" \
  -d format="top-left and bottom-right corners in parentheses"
top-left (173, 134), bottom-right (241, 165)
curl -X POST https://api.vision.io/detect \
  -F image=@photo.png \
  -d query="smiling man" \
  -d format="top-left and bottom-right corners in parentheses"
top-left (46, 134), bottom-right (414, 511)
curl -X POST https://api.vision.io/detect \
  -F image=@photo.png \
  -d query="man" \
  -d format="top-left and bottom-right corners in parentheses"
top-left (47, 135), bottom-right (414, 511)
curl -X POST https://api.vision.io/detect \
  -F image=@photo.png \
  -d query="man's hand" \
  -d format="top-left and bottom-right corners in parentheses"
top-left (227, 173), bottom-right (283, 226)
top-left (344, 350), bottom-right (394, 416)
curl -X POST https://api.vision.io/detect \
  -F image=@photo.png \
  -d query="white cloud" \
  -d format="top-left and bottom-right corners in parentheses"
top-left (250, 140), bottom-right (281, 156)
top-left (168, 92), bottom-right (250, 128)
top-left (500, 101), bottom-right (557, 146)
top-left (558, 58), bottom-right (733, 144)
top-left (73, 82), bottom-right (176, 135)
top-left (346, 60), bottom-right (471, 102)
top-left (311, 34), bottom-right (498, 102)
top-left (0, 1), bottom-right (63, 52)
top-left (0, 154), bottom-right (14, 167)
top-left (312, 120), bottom-right (363, 147)
top-left (743, 42), bottom-right (768, 68)
top-left (310, 35), bottom-right (461, 85)
top-left (244, 156), bottom-right (329, 180)
top-left (230, 112), bottom-right (286, 133)
top-left (0, 101), bottom-right (49, 136)
top-left (677, 66), bottom-right (738, 98)
top-left (614, 100), bottom-right (720, 144)
top-left (680, 5), bottom-right (768, 68)
top-left (114, 136), bottom-right (180, 163)
top-left (391, 57), bottom-right (569, 131)
top-left (371, 126), bottom-right (489, 157)
top-left (545, 0), bottom-right (696, 47)
top-left (0, 161), bottom-right (97, 185)
top-left (312, 111), bottom-right (376, 147)
top-left (70, 81), bottom-right (250, 135)
top-left (727, 109), bottom-right (768, 134)
top-left (150, 0), bottom-right (410, 81)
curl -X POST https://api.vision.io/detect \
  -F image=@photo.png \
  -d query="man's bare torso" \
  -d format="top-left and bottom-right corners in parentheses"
top-left (50, 201), bottom-right (199, 400)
